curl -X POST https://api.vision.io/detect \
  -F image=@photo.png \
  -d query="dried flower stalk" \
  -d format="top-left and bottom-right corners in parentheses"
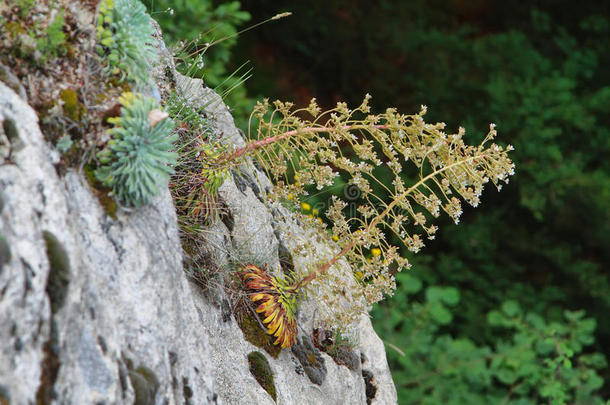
top-left (224, 95), bottom-right (514, 340)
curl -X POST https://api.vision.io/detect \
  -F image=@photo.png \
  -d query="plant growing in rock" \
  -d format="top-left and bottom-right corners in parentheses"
top-left (95, 92), bottom-right (177, 208)
top-left (1, 2), bottom-right (67, 65)
top-left (166, 92), bottom-right (229, 228)
top-left (225, 95), bottom-right (514, 346)
top-left (241, 264), bottom-right (299, 348)
top-left (164, 12), bottom-right (295, 231)
top-left (96, 0), bottom-right (157, 87)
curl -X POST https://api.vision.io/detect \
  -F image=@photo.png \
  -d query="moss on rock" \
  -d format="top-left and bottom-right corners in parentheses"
top-left (59, 88), bottom-right (86, 122)
top-left (128, 365), bottom-right (159, 405)
top-left (43, 231), bottom-right (70, 314)
top-left (247, 351), bottom-right (276, 402)
top-left (83, 164), bottom-right (118, 219)
top-left (291, 336), bottom-right (327, 386)
top-left (238, 311), bottom-right (281, 358)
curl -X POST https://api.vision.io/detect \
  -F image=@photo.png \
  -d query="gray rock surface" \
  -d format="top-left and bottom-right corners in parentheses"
top-left (0, 20), bottom-right (397, 405)
top-left (0, 81), bottom-right (216, 404)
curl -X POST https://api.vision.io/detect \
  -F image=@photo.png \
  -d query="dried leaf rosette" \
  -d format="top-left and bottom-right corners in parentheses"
top-left (241, 264), bottom-right (299, 348)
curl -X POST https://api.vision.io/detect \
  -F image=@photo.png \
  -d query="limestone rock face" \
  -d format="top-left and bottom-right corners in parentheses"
top-left (0, 22), bottom-right (397, 405)
top-left (0, 81), bottom-right (216, 404)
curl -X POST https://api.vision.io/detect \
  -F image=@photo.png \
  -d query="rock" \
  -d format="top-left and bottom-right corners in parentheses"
top-left (0, 63), bottom-right (27, 102)
top-left (359, 316), bottom-right (397, 405)
top-left (0, 13), bottom-right (397, 405)
top-left (0, 80), bottom-right (216, 404)
top-left (291, 336), bottom-right (327, 386)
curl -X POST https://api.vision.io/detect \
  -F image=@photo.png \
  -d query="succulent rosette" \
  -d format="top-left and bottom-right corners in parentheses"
top-left (241, 264), bottom-right (299, 348)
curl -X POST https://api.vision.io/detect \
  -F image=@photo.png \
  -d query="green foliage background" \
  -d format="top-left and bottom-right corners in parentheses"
top-left (151, 0), bottom-right (609, 402)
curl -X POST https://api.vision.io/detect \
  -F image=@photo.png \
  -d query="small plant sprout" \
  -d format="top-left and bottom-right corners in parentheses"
top-left (56, 134), bottom-right (73, 153)
top-left (231, 95), bottom-right (514, 346)
top-left (166, 93), bottom-right (229, 226)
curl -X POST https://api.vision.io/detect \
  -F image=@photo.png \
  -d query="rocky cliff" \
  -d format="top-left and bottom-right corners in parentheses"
top-left (0, 9), bottom-right (397, 404)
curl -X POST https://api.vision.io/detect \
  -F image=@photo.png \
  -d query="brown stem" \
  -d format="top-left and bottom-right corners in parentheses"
top-left (228, 123), bottom-right (392, 161)
top-left (294, 242), bottom-right (356, 289)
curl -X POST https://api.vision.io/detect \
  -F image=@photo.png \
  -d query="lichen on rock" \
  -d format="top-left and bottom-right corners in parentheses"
top-left (291, 336), bottom-right (327, 386)
top-left (237, 311), bottom-right (282, 359)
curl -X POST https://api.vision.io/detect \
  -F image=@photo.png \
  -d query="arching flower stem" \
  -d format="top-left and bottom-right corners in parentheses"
top-left (293, 153), bottom-right (488, 290)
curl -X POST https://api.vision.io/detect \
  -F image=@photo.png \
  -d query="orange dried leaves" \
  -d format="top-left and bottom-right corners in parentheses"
top-left (241, 264), bottom-right (299, 348)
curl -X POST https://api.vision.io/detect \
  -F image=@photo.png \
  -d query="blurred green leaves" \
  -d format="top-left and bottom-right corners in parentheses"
top-left (371, 274), bottom-right (607, 404)
top-left (425, 286), bottom-right (459, 325)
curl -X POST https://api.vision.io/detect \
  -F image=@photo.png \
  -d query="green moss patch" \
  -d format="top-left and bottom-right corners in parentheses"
top-left (2, 118), bottom-right (24, 154)
top-left (122, 357), bottom-right (159, 405)
top-left (238, 311), bottom-right (281, 358)
top-left (59, 88), bottom-right (86, 122)
top-left (84, 165), bottom-right (118, 219)
top-left (247, 351), bottom-right (276, 402)
top-left (43, 231), bottom-right (70, 314)
top-left (128, 365), bottom-right (159, 405)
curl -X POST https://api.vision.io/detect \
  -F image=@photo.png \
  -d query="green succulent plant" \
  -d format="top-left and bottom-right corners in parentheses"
top-left (95, 92), bottom-right (177, 208)
top-left (96, 0), bottom-right (157, 87)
